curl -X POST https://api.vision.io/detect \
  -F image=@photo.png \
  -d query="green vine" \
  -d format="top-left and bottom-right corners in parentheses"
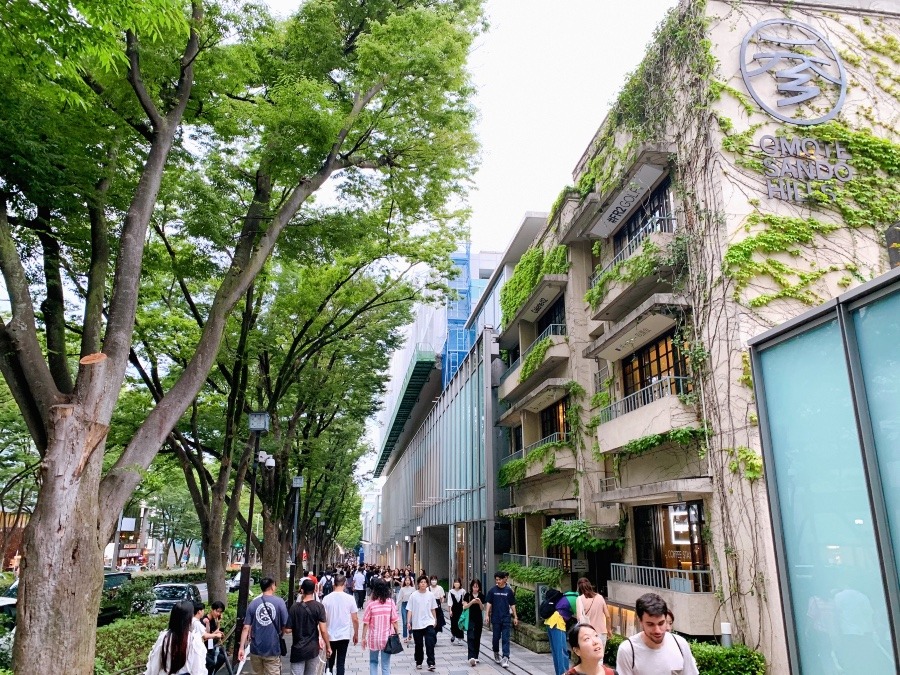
top-left (613, 425), bottom-right (710, 475)
top-left (499, 245), bottom-right (570, 327)
top-left (498, 438), bottom-right (570, 487)
top-left (541, 519), bottom-right (624, 552)
top-left (498, 561), bottom-right (564, 587)
top-left (548, 186), bottom-right (578, 224)
top-left (738, 352), bottom-right (753, 389)
top-left (518, 337), bottom-right (552, 383)
top-left (727, 446), bottom-right (764, 482)
top-left (585, 239), bottom-right (661, 309)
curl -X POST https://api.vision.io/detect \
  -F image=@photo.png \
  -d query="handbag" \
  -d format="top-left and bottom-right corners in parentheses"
top-left (280, 637), bottom-right (288, 657)
top-left (458, 607), bottom-right (470, 632)
top-left (383, 630), bottom-right (404, 655)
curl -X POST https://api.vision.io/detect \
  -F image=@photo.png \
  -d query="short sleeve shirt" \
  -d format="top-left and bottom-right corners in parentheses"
top-left (323, 589), bottom-right (358, 640)
top-left (246, 594), bottom-right (289, 657)
top-left (485, 585), bottom-right (515, 623)
top-left (289, 599), bottom-right (327, 662)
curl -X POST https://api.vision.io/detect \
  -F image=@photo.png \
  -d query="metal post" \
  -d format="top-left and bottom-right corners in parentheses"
top-left (288, 476), bottom-right (302, 602)
top-left (233, 432), bottom-right (260, 664)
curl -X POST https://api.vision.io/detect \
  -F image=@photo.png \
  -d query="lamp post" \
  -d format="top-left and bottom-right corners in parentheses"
top-left (314, 511), bottom-right (321, 573)
top-left (288, 475), bottom-right (304, 602)
top-left (233, 412), bottom-right (272, 663)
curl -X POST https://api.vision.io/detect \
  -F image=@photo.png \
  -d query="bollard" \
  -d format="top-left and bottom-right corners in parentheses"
top-left (721, 622), bottom-right (733, 647)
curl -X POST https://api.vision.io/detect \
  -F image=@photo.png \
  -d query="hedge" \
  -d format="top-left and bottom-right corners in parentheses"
top-left (514, 587), bottom-right (537, 626)
top-left (603, 634), bottom-right (765, 674)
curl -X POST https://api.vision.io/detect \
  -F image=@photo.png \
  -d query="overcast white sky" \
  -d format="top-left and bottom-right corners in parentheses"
top-left (266, 0), bottom-right (678, 253)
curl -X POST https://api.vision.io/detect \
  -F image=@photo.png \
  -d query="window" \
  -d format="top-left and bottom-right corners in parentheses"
top-left (537, 297), bottom-right (566, 334)
top-left (613, 176), bottom-right (675, 255)
top-left (510, 426), bottom-right (523, 454)
top-left (622, 330), bottom-right (689, 396)
top-left (633, 501), bottom-right (710, 591)
top-left (539, 397), bottom-right (569, 440)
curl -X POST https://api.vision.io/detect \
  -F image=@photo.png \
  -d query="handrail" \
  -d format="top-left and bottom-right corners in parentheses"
top-left (522, 432), bottom-right (566, 456)
top-left (589, 216), bottom-right (676, 288)
top-left (501, 448), bottom-right (524, 466)
top-left (596, 376), bottom-right (691, 424)
top-left (499, 324), bottom-right (567, 383)
top-left (611, 562), bottom-right (713, 594)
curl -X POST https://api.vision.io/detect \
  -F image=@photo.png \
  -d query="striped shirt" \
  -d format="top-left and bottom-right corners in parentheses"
top-left (363, 598), bottom-right (398, 651)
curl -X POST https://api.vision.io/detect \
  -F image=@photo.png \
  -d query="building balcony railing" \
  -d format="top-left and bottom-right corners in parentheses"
top-left (501, 431), bottom-right (566, 467)
top-left (499, 324), bottom-right (568, 384)
top-left (611, 562), bottom-right (713, 594)
top-left (589, 216), bottom-right (676, 289)
top-left (596, 376), bottom-right (691, 425)
top-left (501, 553), bottom-right (563, 569)
top-left (593, 366), bottom-right (609, 396)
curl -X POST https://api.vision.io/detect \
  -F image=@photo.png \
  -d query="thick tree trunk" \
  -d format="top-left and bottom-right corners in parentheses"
top-left (13, 406), bottom-right (107, 674)
top-left (203, 506), bottom-right (228, 603)
top-left (261, 509), bottom-right (281, 583)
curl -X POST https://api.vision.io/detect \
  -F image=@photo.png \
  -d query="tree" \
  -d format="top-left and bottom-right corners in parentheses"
top-left (0, 0), bottom-right (480, 669)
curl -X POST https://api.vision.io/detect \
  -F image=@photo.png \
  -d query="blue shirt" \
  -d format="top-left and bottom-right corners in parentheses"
top-left (246, 594), bottom-right (289, 657)
top-left (485, 584), bottom-right (516, 624)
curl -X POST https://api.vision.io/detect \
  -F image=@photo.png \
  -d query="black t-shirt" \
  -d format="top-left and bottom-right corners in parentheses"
top-left (289, 599), bottom-right (326, 662)
top-left (463, 592), bottom-right (485, 627)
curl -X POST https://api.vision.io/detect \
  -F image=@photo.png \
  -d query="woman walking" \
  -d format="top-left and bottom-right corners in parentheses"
top-left (574, 578), bottom-right (611, 650)
top-left (397, 575), bottom-right (415, 644)
top-left (362, 578), bottom-right (402, 675)
top-left (448, 578), bottom-right (466, 645)
top-left (144, 600), bottom-right (207, 675)
top-left (462, 579), bottom-right (486, 667)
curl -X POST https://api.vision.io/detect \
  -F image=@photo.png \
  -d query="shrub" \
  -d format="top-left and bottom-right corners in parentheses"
top-left (95, 614), bottom-right (169, 673)
top-left (604, 633), bottom-right (624, 667)
top-left (110, 577), bottom-right (156, 617)
top-left (140, 569), bottom-right (210, 585)
top-left (514, 587), bottom-right (536, 626)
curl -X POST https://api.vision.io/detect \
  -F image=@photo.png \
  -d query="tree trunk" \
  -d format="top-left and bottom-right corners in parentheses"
top-left (13, 406), bottom-right (107, 674)
top-left (261, 508), bottom-right (281, 583)
top-left (203, 509), bottom-right (228, 603)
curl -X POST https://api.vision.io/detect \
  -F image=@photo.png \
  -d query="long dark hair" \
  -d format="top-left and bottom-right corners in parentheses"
top-left (371, 578), bottom-right (391, 603)
top-left (161, 600), bottom-right (194, 673)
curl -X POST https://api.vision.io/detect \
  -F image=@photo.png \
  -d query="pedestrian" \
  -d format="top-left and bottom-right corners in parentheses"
top-left (362, 578), bottom-right (401, 675)
top-left (353, 567), bottom-right (367, 609)
top-left (238, 577), bottom-right (290, 675)
top-left (288, 578), bottom-right (331, 675)
top-left (544, 588), bottom-right (573, 675)
top-left (565, 623), bottom-right (614, 675)
top-left (485, 570), bottom-right (518, 669)
top-left (463, 579), bottom-right (486, 667)
top-left (407, 575), bottom-right (438, 671)
top-left (320, 569), bottom-right (336, 598)
top-left (614, 593), bottom-right (698, 675)
top-left (430, 575), bottom-right (446, 633)
top-left (322, 574), bottom-right (359, 675)
top-left (204, 601), bottom-right (227, 675)
top-left (144, 600), bottom-right (207, 675)
top-left (397, 575), bottom-right (416, 643)
top-left (575, 578), bottom-right (611, 650)
top-left (448, 578), bottom-right (465, 645)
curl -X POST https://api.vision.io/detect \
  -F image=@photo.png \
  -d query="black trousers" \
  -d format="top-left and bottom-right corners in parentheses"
top-left (327, 639), bottom-right (349, 675)
top-left (354, 590), bottom-right (366, 609)
top-left (412, 625), bottom-right (437, 666)
top-left (466, 623), bottom-right (483, 660)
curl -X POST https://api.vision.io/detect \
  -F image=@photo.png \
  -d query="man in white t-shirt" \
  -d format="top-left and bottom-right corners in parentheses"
top-left (616, 593), bottom-right (698, 675)
top-left (407, 576), bottom-right (438, 671)
top-left (322, 575), bottom-right (359, 675)
top-left (353, 568), bottom-right (367, 610)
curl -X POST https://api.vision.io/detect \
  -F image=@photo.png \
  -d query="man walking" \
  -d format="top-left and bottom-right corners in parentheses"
top-left (407, 575), bottom-right (438, 671)
top-left (615, 593), bottom-right (698, 675)
top-left (485, 570), bottom-right (517, 669)
top-left (322, 575), bottom-right (359, 675)
top-left (238, 577), bottom-right (290, 675)
top-left (353, 567), bottom-right (367, 609)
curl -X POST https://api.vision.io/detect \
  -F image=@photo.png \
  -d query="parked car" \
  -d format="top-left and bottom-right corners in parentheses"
top-left (0, 571), bottom-right (132, 625)
top-left (150, 583), bottom-right (202, 615)
top-left (226, 573), bottom-right (242, 592)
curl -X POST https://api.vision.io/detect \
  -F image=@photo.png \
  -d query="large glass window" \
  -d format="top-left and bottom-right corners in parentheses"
top-left (537, 296), bottom-right (566, 333)
top-left (758, 319), bottom-right (894, 674)
top-left (539, 397), bottom-right (569, 440)
top-left (622, 330), bottom-right (688, 396)
top-left (613, 176), bottom-right (675, 255)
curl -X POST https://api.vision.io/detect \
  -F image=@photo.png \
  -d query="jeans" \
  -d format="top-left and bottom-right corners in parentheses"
top-left (369, 647), bottom-right (392, 675)
top-left (466, 622), bottom-right (483, 660)
top-left (547, 626), bottom-right (569, 675)
top-left (412, 625), bottom-right (437, 666)
top-left (328, 639), bottom-right (349, 675)
top-left (491, 617), bottom-right (511, 658)
top-left (400, 602), bottom-right (409, 638)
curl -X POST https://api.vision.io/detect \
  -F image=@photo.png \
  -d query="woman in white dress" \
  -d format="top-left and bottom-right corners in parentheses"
top-left (144, 600), bottom-right (207, 675)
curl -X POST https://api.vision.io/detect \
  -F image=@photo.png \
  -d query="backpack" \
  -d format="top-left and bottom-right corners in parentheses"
top-left (346, 576), bottom-right (355, 592)
top-left (322, 575), bottom-right (334, 596)
top-left (538, 588), bottom-right (563, 620)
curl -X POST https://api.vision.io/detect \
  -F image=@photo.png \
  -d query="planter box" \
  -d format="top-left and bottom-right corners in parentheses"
top-left (511, 623), bottom-right (550, 653)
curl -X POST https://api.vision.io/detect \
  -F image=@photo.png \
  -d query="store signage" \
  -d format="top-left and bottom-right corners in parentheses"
top-left (757, 133), bottom-right (853, 203)
top-left (740, 19), bottom-right (846, 126)
top-left (593, 164), bottom-right (664, 238)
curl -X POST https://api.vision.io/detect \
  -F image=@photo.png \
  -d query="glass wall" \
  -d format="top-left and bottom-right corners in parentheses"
top-left (752, 273), bottom-right (900, 674)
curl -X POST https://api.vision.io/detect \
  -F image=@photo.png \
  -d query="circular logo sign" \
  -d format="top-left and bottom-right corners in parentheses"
top-left (739, 19), bottom-right (846, 126)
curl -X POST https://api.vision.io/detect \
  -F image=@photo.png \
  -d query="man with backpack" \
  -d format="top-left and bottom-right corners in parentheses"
top-left (615, 593), bottom-right (698, 675)
top-left (539, 588), bottom-right (574, 675)
top-left (319, 569), bottom-right (336, 598)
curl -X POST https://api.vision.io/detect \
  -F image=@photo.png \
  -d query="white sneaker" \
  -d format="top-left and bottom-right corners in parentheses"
top-left (501, 657), bottom-right (509, 669)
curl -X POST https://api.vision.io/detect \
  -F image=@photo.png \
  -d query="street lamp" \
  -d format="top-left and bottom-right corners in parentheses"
top-left (288, 475), bottom-right (304, 602)
top-left (233, 412), bottom-right (271, 663)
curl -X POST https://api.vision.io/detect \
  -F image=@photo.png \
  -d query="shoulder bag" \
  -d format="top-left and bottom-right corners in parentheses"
top-left (383, 628), bottom-right (404, 655)
top-left (263, 599), bottom-right (288, 657)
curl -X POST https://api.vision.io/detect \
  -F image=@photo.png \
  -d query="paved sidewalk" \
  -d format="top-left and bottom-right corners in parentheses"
top-left (243, 606), bottom-right (556, 675)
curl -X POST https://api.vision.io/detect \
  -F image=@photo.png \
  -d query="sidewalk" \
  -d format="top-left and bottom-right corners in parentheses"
top-left (264, 606), bottom-right (557, 675)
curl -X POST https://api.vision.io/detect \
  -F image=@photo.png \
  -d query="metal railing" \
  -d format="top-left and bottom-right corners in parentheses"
top-left (593, 366), bottom-right (610, 395)
top-left (596, 476), bottom-right (619, 492)
top-left (611, 562), bottom-right (713, 593)
top-left (501, 448), bottom-right (524, 466)
top-left (589, 216), bottom-right (677, 288)
top-left (522, 431), bottom-right (566, 457)
top-left (596, 376), bottom-right (691, 424)
top-left (501, 553), bottom-right (528, 566)
top-left (499, 324), bottom-right (568, 383)
top-left (529, 556), bottom-right (563, 569)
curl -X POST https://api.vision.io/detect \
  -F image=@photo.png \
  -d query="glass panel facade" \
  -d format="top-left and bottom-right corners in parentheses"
top-left (758, 319), bottom-right (894, 674)
top-left (853, 292), bottom-right (900, 587)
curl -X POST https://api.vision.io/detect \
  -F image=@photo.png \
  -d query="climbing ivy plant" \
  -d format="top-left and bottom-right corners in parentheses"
top-left (518, 337), bottom-right (553, 383)
top-left (498, 436), bottom-right (571, 487)
top-left (499, 245), bottom-right (569, 327)
top-left (541, 519), bottom-right (624, 552)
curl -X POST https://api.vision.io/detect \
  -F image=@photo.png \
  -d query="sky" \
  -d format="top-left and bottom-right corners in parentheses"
top-left (265, 0), bottom-right (679, 253)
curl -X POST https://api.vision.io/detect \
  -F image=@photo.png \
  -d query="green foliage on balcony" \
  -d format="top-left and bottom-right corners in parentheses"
top-left (499, 245), bottom-right (569, 327)
top-left (584, 239), bottom-right (661, 310)
top-left (518, 337), bottom-right (552, 383)
top-left (548, 186), bottom-right (578, 225)
top-left (540, 518), bottom-right (624, 552)
top-left (614, 425), bottom-right (710, 474)
top-left (498, 438), bottom-right (570, 487)
top-left (498, 560), bottom-right (564, 587)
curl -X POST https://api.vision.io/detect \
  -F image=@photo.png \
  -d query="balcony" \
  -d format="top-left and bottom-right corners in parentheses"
top-left (608, 563), bottom-right (720, 636)
top-left (593, 477), bottom-right (712, 507)
top-left (588, 225), bottom-right (677, 324)
top-left (500, 433), bottom-right (575, 484)
top-left (595, 376), bottom-right (699, 452)
top-left (499, 324), bottom-right (568, 402)
top-left (498, 275), bottom-right (567, 349)
top-left (498, 378), bottom-right (570, 427)
top-left (583, 294), bottom-right (688, 361)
